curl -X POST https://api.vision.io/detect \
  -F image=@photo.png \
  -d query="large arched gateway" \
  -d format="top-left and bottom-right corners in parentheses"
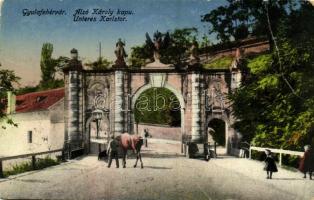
top-left (62, 38), bottom-right (268, 158)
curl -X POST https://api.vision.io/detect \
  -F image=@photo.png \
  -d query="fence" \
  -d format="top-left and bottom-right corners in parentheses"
top-left (0, 149), bottom-right (63, 178)
top-left (249, 146), bottom-right (303, 166)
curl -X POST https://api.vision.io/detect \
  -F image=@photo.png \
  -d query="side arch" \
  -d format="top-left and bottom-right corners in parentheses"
top-left (205, 113), bottom-right (232, 154)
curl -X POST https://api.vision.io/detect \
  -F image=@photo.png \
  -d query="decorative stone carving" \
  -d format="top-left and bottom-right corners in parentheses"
top-left (87, 83), bottom-right (110, 111)
top-left (207, 75), bottom-right (228, 113)
top-left (149, 73), bottom-right (166, 88)
top-left (231, 47), bottom-right (244, 69)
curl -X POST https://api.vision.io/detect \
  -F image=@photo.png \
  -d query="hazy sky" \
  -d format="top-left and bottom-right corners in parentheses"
top-left (0, 0), bottom-right (225, 86)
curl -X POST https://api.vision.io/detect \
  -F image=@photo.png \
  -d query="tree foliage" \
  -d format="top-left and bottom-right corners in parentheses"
top-left (0, 63), bottom-right (20, 127)
top-left (134, 88), bottom-right (181, 126)
top-left (129, 28), bottom-right (198, 67)
top-left (201, 0), bottom-right (298, 43)
top-left (17, 43), bottom-right (67, 95)
top-left (85, 57), bottom-right (112, 70)
top-left (40, 43), bottom-right (57, 83)
top-left (229, 2), bottom-right (314, 150)
top-left (39, 43), bottom-right (67, 89)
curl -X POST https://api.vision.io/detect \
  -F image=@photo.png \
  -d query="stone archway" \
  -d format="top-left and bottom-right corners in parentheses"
top-left (206, 114), bottom-right (232, 154)
top-left (84, 112), bottom-right (110, 154)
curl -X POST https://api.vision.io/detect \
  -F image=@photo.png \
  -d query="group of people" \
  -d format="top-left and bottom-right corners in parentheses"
top-left (263, 145), bottom-right (314, 180)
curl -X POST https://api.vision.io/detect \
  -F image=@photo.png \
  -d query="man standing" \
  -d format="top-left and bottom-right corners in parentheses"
top-left (107, 136), bottom-right (119, 168)
top-left (144, 129), bottom-right (149, 147)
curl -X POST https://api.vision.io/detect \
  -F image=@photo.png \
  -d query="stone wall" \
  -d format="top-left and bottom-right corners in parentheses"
top-left (135, 123), bottom-right (181, 141)
top-left (209, 40), bottom-right (269, 58)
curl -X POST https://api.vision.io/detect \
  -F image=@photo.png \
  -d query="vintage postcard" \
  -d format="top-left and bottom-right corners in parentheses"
top-left (0, 0), bottom-right (314, 199)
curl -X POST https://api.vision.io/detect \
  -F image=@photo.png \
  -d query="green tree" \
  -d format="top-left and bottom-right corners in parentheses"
top-left (39, 43), bottom-right (67, 90)
top-left (129, 28), bottom-right (198, 68)
top-left (161, 28), bottom-right (198, 64)
top-left (40, 43), bottom-right (57, 83)
top-left (229, 2), bottom-right (314, 150)
top-left (0, 63), bottom-right (20, 127)
top-left (129, 45), bottom-right (153, 68)
top-left (85, 57), bottom-right (112, 70)
top-left (17, 43), bottom-right (67, 95)
top-left (201, 0), bottom-right (297, 43)
top-left (134, 88), bottom-right (181, 126)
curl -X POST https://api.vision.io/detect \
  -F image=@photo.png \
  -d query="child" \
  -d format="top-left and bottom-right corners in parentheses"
top-left (264, 149), bottom-right (278, 179)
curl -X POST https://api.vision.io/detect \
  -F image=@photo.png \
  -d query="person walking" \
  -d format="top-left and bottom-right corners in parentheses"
top-left (299, 145), bottom-right (313, 179)
top-left (107, 135), bottom-right (119, 168)
top-left (264, 149), bottom-right (278, 179)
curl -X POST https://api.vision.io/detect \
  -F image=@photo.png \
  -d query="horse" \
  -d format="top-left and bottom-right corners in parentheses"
top-left (116, 133), bottom-right (144, 168)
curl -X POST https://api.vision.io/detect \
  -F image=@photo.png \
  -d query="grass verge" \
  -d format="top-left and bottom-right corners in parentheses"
top-left (3, 156), bottom-right (61, 177)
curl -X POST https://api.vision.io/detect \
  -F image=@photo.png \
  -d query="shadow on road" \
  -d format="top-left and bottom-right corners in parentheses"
top-left (143, 166), bottom-right (172, 170)
top-left (141, 153), bottom-right (185, 159)
top-left (272, 178), bottom-right (304, 180)
top-left (15, 179), bottom-right (50, 183)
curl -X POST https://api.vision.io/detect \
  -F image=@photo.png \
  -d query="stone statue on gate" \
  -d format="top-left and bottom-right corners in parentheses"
top-left (189, 40), bottom-right (200, 64)
top-left (145, 30), bottom-right (171, 63)
top-left (114, 38), bottom-right (127, 67)
top-left (231, 47), bottom-right (244, 69)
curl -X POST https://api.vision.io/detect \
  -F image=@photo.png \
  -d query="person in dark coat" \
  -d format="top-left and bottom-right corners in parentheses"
top-left (299, 145), bottom-right (313, 179)
top-left (144, 129), bottom-right (149, 147)
top-left (107, 136), bottom-right (119, 168)
top-left (264, 149), bottom-right (278, 179)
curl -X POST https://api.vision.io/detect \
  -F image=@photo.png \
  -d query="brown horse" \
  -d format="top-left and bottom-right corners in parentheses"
top-left (116, 133), bottom-right (144, 168)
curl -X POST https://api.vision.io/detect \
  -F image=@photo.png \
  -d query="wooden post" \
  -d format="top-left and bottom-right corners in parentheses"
top-left (136, 123), bottom-right (139, 135)
top-left (249, 148), bottom-right (252, 159)
top-left (61, 150), bottom-right (66, 162)
top-left (0, 160), bottom-right (4, 178)
top-left (181, 135), bottom-right (184, 154)
top-left (279, 151), bottom-right (282, 166)
top-left (31, 156), bottom-right (36, 170)
top-left (214, 142), bottom-right (217, 156)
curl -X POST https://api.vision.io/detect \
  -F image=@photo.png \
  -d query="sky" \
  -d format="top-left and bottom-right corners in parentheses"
top-left (0, 0), bottom-right (226, 86)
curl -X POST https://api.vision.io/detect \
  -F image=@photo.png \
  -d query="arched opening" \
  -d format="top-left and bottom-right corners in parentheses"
top-left (85, 112), bottom-right (110, 154)
top-left (207, 118), bottom-right (227, 154)
top-left (133, 87), bottom-right (182, 141)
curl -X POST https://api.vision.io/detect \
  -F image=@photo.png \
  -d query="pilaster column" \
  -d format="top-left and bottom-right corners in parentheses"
top-left (63, 48), bottom-right (83, 159)
top-left (67, 70), bottom-right (82, 149)
top-left (191, 73), bottom-right (202, 142)
top-left (114, 70), bottom-right (124, 136)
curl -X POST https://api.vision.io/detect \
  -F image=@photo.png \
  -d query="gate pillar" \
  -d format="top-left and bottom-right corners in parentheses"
top-left (191, 73), bottom-right (203, 142)
top-left (113, 70), bottom-right (125, 136)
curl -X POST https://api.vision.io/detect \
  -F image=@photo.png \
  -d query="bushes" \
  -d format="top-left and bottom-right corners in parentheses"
top-left (203, 56), bottom-right (233, 69)
top-left (3, 156), bottom-right (60, 177)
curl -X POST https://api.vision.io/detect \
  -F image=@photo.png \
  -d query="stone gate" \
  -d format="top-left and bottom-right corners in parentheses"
top-left (62, 37), bottom-right (268, 158)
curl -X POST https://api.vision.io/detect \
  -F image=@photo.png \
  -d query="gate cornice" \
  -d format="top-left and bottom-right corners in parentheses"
top-left (81, 68), bottom-right (231, 74)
